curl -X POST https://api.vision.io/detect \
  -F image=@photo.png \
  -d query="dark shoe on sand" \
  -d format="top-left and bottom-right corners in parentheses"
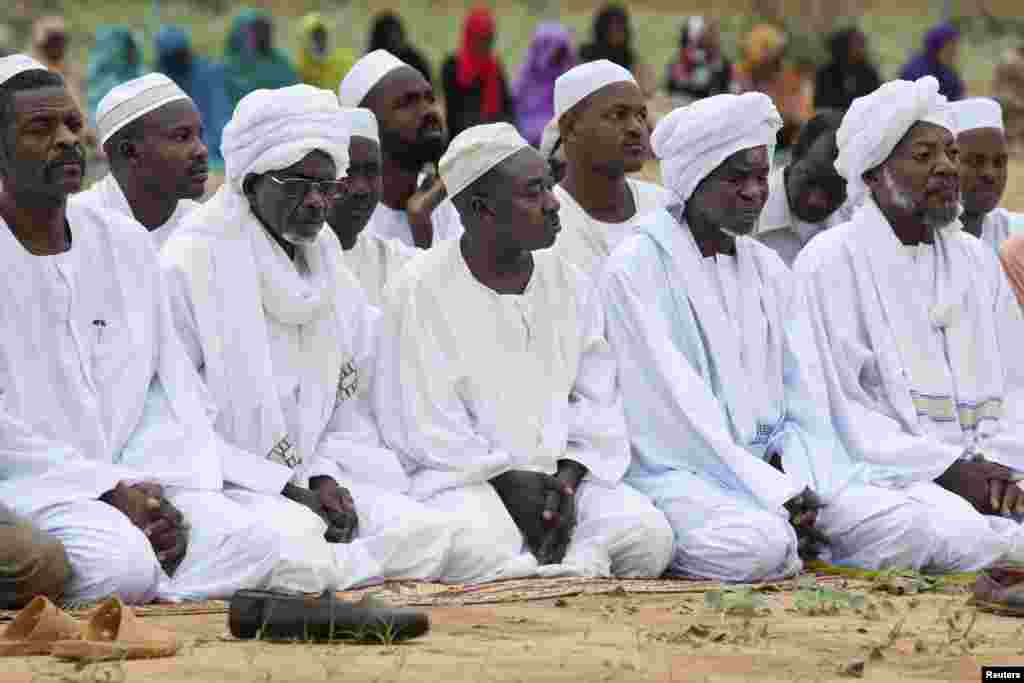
top-left (972, 564), bottom-right (1024, 616)
top-left (229, 590), bottom-right (430, 643)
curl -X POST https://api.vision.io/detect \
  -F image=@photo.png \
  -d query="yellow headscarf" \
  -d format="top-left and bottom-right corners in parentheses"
top-left (296, 13), bottom-right (356, 90)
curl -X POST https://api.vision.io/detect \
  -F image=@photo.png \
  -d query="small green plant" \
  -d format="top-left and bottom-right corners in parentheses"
top-left (703, 586), bottom-right (770, 617)
top-left (793, 577), bottom-right (866, 616)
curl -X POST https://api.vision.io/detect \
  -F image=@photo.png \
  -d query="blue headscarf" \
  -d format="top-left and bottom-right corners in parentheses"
top-left (87, 26), bottom-right (143, 124)
top-left (899, 23), bottom-right (964, 101)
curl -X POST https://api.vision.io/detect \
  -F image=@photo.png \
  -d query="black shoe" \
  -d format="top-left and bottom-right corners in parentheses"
top-left (229, 590), bottom-right (430, 643)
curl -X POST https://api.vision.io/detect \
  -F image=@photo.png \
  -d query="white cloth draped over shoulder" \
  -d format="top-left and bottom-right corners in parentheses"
top-left (77, 173), bottom-right (199, 249)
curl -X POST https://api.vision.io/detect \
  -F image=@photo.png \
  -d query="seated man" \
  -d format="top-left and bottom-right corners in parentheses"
top-left (0, 503), bottom-right (70, 609)
top-left (0, 54), bottom-right (281, 605)
top-left (952, 97), bottom-right (1024, 251)
top-left (162, 84), bottom-right (472, 589)
top-left (77, 74), bottom-right (208, 248)
top-left (602, 93), bottom-right (952, 582)
top-left (756, 110), bottom-right (852, 266)
top-left (329, 107), bottom-right (414, 307)
top-left (796, 76), bottom-right (1024, 572)
top-left (375, 123), bottom-right (674, 581)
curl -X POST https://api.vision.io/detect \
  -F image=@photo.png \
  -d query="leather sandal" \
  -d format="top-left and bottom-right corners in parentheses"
top-left (0, 596), bottom-right (80, 657)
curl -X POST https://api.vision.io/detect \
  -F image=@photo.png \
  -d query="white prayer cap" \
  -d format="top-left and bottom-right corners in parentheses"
top-left (953, 97), bottom-right (1004, 134)
top-left (222, 84), bottom-right (349, 191)
top-left (337, 49), bottom-right (407, 107)
top-left (439, 123), bottom-right (530, 199)
top-left (539, 117), bottom-right (561, 158)
top-left (652, 92), bottom-right (781, 204)
top-left (836, 76), bottom-right (951, 205)
top-left (0, 54), bottom-right (48, 86)
top-left (96, 73), bottom-right (192, 145)
top-left (344, 107), bottom-right (379, 143)
top-left (554, 59), bottom-right (637, 122)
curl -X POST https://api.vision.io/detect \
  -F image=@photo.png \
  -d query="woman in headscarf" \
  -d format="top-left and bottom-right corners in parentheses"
top-left (31, 17), bottom-right (85, 110)
top-left (367, 11), bottom-right (432, 83)
top-left (664, 16), bottom-right (733, 105)
top-left (87, 26), bottom-right (143, 125)
top-left (899, 22), bottom-right (964, 101)
top-left (223, 8), bottom-right (298, 111)
top-left (814, 27), bottom-right (880, 111)
top-left (440, 7), bottom-right (514, 140)
top-left (513, 23), bottom-right (576, 148)
top-left (155, 25), bottom-right (231, 167)
top-left (296, 12), bottom-right (355, 90)
top-left (578, 4), bottom-right (654, 97)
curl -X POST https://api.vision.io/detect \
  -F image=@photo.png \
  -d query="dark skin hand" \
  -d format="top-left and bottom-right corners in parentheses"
top-left (100, 481), bottom-right (188, 576)
top-left (406, 174), bottom-right (446, 248)
top-left (770, 453), bottom-right (829, 561)
top-left (935, 459), bottom-right (1023, 517)
top-left (283, 479), bottom-right (358, 544)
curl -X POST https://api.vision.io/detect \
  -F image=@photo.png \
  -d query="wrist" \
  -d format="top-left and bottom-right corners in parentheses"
top-left (309, 475), bottom-right (334, 491)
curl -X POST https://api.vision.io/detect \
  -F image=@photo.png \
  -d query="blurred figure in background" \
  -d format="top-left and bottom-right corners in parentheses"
top-left (441, 7), bottom-right (514, 139)
top-left (665, 16), bottom-right (733, 106)
top-left (87, 26), bottom-right (143, 126)
top-left (368, 12), bottom-right (432, 84)
top-left (0, 24), bottom-right (14, 58)
top-left (31, 17), bottom-right (85, 112)
top-left (993, 44), bottom-right (1024, 154)
top-left (579, 4), bottom-right (655, 97)
top-left (155, 25), bottom-right (231, 168)
top-left (900, 22), bottom-right (964, 101)
top-left (223, 8), bottom-right (297, 111)
top-left (297, 12), bottom-right (355, 90)
top-left (514, 23), bottom-right (576, 148)
top-left (814, 27), bottom-right (880, 111)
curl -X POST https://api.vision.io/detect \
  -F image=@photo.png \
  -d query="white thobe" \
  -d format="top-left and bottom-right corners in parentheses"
top-left (601, 209), bottom-right (960, 581)
top-left (340, 232), bottom-right (416, 307)
top-left (755, 170), bottom-right (854, 267)
top-left (0, 201), bottom-right (280, 605)
top-left (374, 240), bottom-right (674, 582)
top-left (547, 179), bottom-right (672, 279)
top-left (163, 226), bottom-right (462, 590)
top-left (796, 199), bottom-right (1024, 572)
top-left (365, 197), bottom-right (464, 248)
top-left (77, 174), bottom-right (200, 249)
top-left (970, 207), bottom-right (1024, 253)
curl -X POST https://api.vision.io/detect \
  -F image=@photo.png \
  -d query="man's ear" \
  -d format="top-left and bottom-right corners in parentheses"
top-left (862, 166), bottom-right (879, 188)
top-left (469, 193), bottom-right (491, 219)
top-left (559, 111), bottom-right (577, 147)
top-left (118, 138), bottom-right (140, 163)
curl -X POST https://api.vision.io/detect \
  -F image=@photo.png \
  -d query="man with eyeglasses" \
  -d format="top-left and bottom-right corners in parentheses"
top-left (162, 84), bottom-right (475, 592)
top-left (76, 74), bottom-right (208, 248)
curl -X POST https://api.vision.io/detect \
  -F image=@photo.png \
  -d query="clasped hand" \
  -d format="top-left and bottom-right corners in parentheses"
top-left (101, 481), bottom-right (188, 577)
top-left (284, 477), bottom-right (359, 543)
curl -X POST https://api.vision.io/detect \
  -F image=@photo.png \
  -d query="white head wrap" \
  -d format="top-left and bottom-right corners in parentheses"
top-left (344, 107), bottom-right (379, 142)
top-left (835, 76), bottom-right (952, 205)
top-left (554, 59), bottom-right (636, 122)
top-left (0, 54), bottom-right (49, 85)
top-left (539, 117), bottom-right (561, 158)
top-left (96, 73), bottom-right (192, 145)
top-left (222, 84), bottom-right (349, 191)
top-left (337, 50), bottom-right (407, 107)
top-left (440, 123), bottom-right (530, 199)
top-left (652, 92), bottom-right (782, 204)
top-left (953, 97), bottom-right (1004, 134)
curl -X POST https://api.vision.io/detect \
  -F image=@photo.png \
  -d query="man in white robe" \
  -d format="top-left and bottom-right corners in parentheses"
top-left (0, 54), bottom-right (282, 605)
top-left (756, 110), bottom-right (855, 266)
top-left (548, 60), bottom-right (672, 279)
top-left (77, 74), bottom-right (207, 248)
top-left (796, 76), bottom-right (1024, 572)
top-left (329, 108), bottom-right (415, 307)
top-left (601, 92), bottom-right (962, 582)
top-left (375, 123), bottom-right (674, 581)
top-left (338, 50), bottom-right (463, 249)
top-left (162, 84), bottom-right (475, 590)
top-left (952, 97), bottom-right (1024, 251)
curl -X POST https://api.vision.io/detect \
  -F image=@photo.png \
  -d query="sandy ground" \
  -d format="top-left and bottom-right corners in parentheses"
top-left (4, 579), bottom-right (1024, 683)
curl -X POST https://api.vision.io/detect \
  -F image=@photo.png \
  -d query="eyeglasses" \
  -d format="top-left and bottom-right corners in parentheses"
top-left (267, 175), bottom-right (348, 200)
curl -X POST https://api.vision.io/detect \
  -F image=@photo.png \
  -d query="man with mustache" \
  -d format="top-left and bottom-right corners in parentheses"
top-left (756, 109), bottom-right (852, 267)
top-left (796, 77), bottom-right (1024, 573)
top-left (548, 60), bottom-right (671, 279)
top-left (338, 50), bottom-right (463, 251)
top-left (162, 84), bottom-right (482, 591)
top-left (329, 108), bottom-right (414, 307)
top-left (76, 74), bottom-right (208, 248)
top-left (601, 92), bottom-right (958, 582)
top-left (375, 123), bottom-right (673, 582)
top-left (0, 54), bottom-right (283, 605)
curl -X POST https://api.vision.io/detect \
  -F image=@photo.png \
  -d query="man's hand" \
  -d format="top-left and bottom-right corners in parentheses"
top-left (406, 176), bottom-right (446, 249)
top-left (535, 461), bottom-right (585, 565)
top-left (310, 476), bottom-right (359, 543)
top-left (784, 487), bottom-right (829, 561)
top-left (100, 482), bottom-right (188, 576)
top-left (491, 467), bottom-right (580, 565)
top-left (936, 459), bottom-right (1016, 515)
top-left (282, 482), bottom-right (357, 544)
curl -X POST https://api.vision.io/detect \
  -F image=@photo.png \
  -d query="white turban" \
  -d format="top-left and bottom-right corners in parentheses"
top-left (344, 107), bottom-right (379, 142)
top-left (96, 73), bottom-right (191, 145)
top-left (440, 123), bottom-right (530, 199)
top-left (953, 97), bottom-right (1004, 134)
top-left (652, 92), bottom-right (782, 204)
top-left (222, 84), bottom-right (349, 191)
top-left (554, 59), bottom-right (636, 122)
top-left (337, 50), bottom-right (407, 108)
top-left (0, 54), bottom-right (48, 86)
top-left (835, 76), bottom-right (952, 205)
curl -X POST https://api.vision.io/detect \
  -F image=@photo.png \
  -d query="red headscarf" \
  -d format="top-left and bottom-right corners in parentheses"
top-left (456, 7), bottom-right (501, 118)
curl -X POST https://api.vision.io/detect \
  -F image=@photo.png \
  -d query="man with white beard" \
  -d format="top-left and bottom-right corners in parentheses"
top-left (796, 76), bottom-right (1024, 572)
